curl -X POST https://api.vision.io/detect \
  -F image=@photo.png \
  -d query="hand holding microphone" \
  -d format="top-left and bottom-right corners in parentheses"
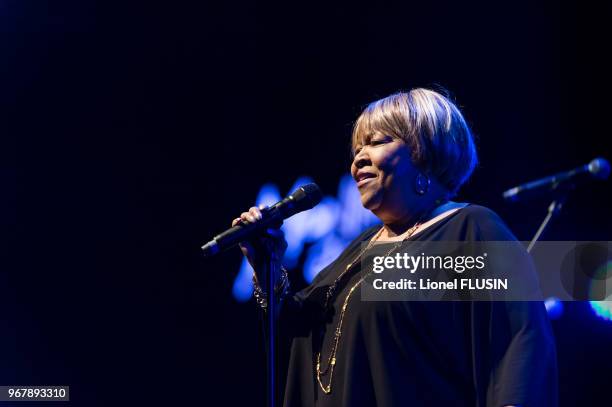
top-left (201, 183), bottom-right (322, 257)
top-left (201, 183), bottom-right (323, 295)
top-left (231, 205), bottom-right (288, 289)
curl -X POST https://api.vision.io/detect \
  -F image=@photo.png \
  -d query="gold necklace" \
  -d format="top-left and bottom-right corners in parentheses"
top-left (315, 220), bottom-right (423, 394)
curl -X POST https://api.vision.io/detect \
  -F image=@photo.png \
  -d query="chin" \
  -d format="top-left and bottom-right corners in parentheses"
top-left (360, 192), bottom-right (382, 212)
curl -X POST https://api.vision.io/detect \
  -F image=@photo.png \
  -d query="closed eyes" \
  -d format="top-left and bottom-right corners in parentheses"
top-left (353, 135), bottom-right (393, 156)
top-left (370, 139), bottom-right (388, 146)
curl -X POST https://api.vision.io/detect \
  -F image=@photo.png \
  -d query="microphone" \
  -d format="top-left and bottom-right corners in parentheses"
top-left (503, 157), bottom-right (610, 202)
top-left (201, 183), bottom-right (323, 257)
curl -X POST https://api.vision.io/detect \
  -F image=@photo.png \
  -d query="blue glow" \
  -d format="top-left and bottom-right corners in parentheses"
top-left (336, 174), bottom-right (379, 238)
top-left (590, 301), bottom-right (612, 321)
top-left (544, 297), bottom-right (564, 320)
top-left (588, 259), bottom-right (612, 322)
top-left (281, 176), bottom-right (327, 268)
top-left (232, 258), bottom-right (255, 302)
top-left (255, 183), bottom-right (282, 208)
top-left (232, 174), bottom-right (379, 301)
top-left (303, 234), bottom-right (347, 283)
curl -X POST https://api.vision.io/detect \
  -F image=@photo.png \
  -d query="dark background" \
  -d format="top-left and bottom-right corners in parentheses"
top-left (2, 0), bottom-right (611, 405)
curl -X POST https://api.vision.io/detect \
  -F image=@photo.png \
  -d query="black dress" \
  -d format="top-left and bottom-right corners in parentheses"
top-left (277, 204), bottom-right (558, 407)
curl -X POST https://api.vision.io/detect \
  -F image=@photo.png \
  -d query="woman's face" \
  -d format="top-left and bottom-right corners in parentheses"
top-left (351, 133), bottom-right (418, 219)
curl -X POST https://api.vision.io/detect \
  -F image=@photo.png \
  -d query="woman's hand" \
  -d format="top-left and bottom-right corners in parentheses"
top-left (232, 205), bottom-right (288, 286)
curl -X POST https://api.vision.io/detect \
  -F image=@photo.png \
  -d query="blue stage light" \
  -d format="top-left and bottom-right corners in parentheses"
top-left (544, 297), bottom-right (564, 320)
top-left (588, 259), bottom-right (612, 321)
top-left (590, 301), bottom-right (612, 321)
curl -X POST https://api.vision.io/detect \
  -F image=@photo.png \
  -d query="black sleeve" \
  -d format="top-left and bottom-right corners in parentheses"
top-left (464, 206), bottom-right (558, 407)
top-left (487, 301), bottom-right (557, 407)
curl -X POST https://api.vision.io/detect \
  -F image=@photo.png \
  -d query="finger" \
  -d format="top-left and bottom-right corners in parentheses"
top-left (231, 217), bottom-right (242, 227)
top-left (248, 206), bottom-right (263, 220)
top-left (240, 212), bottom-right (256, 223)
top-left (258, 203), bottom-right (267, 210)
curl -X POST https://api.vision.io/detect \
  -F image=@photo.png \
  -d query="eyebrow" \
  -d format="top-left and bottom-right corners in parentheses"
top-left (352, 131), bottom-right (387, 156)
top-left (358, 132), bottom-right (393, 145)
top-left (363, 131), bottom-right (375, 142)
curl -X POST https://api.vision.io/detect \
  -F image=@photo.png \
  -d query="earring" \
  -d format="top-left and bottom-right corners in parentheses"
top-left (415, 173), bottom-right (430, 195)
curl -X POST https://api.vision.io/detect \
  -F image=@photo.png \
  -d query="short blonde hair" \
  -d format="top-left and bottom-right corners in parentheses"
top-left (352, 88), bottom-right (478, 196)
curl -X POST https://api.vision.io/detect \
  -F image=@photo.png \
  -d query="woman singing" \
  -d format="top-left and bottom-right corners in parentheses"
top-left (233, 88), bottom-right (558, 406)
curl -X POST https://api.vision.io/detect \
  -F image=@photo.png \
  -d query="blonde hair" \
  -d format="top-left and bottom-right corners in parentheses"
top-left (352, 88), bottom-right (478, 196)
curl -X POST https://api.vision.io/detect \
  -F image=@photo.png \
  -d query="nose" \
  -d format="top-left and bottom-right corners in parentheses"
top-left (353, 149), bottom-right (370, 169)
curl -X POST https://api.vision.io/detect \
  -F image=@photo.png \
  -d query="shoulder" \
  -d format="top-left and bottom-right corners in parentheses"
top-left (451, 204), bottom-right (518, 241)
top-left (458, 204), bottom-right (504, 222)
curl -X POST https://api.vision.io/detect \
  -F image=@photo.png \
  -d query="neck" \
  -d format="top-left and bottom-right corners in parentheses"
top-left (382, 198), bottom-right (450, 238)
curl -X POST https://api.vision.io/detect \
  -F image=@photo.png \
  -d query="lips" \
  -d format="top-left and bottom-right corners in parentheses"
top-left (355, 171), bottom-right (376, 186)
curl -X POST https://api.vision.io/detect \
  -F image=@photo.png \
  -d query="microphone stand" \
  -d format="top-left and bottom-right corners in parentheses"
top-left (267, 260), bottom-right (277, 407)
top-left (526, 185), bottom-right (573, 253)
top-left (251, 221), bottom-right (286, 407)
top-left (258, 259), bottom-right (279, 407)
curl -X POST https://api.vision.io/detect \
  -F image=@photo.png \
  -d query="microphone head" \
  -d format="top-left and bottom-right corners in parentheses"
top-left (290, 183), bottom-right (323, 211)
top-left (588, 157), bottom-right (611, 180)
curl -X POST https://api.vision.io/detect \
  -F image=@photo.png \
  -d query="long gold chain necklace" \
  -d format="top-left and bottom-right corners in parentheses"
top-left (315, 220), bottom-right (423, 394)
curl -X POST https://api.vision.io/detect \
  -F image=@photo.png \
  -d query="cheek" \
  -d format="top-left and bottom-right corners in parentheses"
top-left (378, 150), bottom-right (410, 174)
top-left (391, 155), bottom-right (414, 176)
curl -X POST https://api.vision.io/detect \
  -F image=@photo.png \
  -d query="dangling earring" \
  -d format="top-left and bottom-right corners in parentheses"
top-left (414, 173), bottom-right (430, 195)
